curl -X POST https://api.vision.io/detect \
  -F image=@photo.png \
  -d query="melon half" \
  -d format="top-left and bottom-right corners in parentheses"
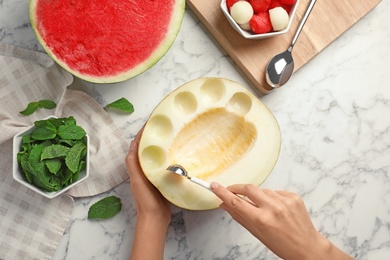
top-left (138, 78), bottom-right (281, 210)
top-left (29, 0), bottom-right (185, 83)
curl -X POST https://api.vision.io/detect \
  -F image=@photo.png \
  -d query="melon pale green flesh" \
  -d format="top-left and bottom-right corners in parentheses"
top-left (29, 0), bottom-right (185, 83)
top-left (138, 78), bottom-right (281, 210)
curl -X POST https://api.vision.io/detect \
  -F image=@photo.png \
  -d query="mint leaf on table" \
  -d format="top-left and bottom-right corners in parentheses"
top-left (20, 99), bottom-right (57, 116)
top-left (88, 196), bottom-right (122, 220)
top-left (20, 102), bottom-right (40, 116)
top-left (105, 97), bottom-right (134, 114)
top-left (38, 100), bottom-right (56, 109)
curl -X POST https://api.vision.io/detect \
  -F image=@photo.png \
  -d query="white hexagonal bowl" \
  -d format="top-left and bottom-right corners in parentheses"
top-left (12, 116), bottom-right (89, 199)
top-left (221, 0), bottom-right (300, 40)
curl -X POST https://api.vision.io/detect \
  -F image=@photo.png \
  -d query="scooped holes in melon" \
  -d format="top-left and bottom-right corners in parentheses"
top-left (140, 146), bottom-right (166, 171)
top-left (226, 92), bottom-right (252, 115)
top-left (174, 92), bottom-right (198, 115)
top-left (169, 107), bottom-right (256, 179)
top-left (138, 77), bottom-right (281, 210)
top-left (147, 115), bottom-right (173, 139)
top-left (200, 78), bottom-right (226, 103)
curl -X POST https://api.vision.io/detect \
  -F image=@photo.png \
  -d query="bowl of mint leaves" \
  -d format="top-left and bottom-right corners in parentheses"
top-left (13, 116), bottom-right (89, 199)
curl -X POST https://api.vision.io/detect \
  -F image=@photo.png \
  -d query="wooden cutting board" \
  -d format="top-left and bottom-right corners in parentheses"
top-left (187, 0), bottom-right (382, 94)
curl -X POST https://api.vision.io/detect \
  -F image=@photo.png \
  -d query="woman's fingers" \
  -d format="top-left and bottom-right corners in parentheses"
top-left (211, 182), bottom-right (246, 208)
top-left (226, 184), bottom-right (273, 207)
top-left (126, 127), bottom-right (145, 178)
top-left (126, 141), bottom-right (143, 183)
top-left (275, 190), bottom-right (298, 197)
top-left (211, 182), bottom-right (259, 220)
top-left (133, 126), bottom-right (144, 143)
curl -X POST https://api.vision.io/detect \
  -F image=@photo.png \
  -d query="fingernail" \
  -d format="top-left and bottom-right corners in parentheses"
top-left (210, 182), bottom-right (219, 190)
top-left (130, 140), bottom-right (138, 151)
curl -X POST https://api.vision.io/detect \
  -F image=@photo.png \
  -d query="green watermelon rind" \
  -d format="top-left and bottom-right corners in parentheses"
top-left (29, 0), bottom-right (186, 84)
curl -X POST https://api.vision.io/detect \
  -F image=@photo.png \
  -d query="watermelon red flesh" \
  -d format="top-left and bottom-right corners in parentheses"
top-left (32, 0), bottom-right (182, 81)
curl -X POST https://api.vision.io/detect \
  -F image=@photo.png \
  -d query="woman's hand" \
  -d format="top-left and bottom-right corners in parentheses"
top-left (211, 183), bottom-right (352, 260)
top-left (126, 128), bottom-right (171, 260)
top-left (126, 128), bottom-right (171, 225)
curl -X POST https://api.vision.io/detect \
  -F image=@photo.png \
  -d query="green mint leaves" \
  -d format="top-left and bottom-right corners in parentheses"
top-left (20, 98), bottom-right (135, 116)
top-left (41, 144), bottom-right (70, 159)
top-left (65, 142), bottom-right (87, 173)
top-left (105, 97), bottom-right (134, 114)
top-left (88, 196), bottom-right (122, 220)
top-left (20, 100), bottom-right (57, 116)
top-left (58, 125), bottom-right (87, 140)
top-left (17, 117), bottom-right (87, 192)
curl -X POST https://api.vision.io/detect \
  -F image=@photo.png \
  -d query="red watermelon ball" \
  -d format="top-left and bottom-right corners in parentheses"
top-left (269, 0), bottom-right (282, 9)
top-left (249, 12), bottom-right (273, 34)
top-left (270, 0), bottom-right (294, 13)
top-left (281, 0), bottom-right (296, 5)
top-left (248, 0), bottom-right (271, 13)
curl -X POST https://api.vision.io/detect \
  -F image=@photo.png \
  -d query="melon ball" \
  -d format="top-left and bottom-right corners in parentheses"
top-left (269, 7), bottom-right (289, 31)
top-left (239, 22), bottom-right (251, 31)
top-left (230, 1), bottom-right (254, 25)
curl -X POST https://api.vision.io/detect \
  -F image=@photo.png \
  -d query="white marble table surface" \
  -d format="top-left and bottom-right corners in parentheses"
top-left (1, 0), bottom-right (390, 259)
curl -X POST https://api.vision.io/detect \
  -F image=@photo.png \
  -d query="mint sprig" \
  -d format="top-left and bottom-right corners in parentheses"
top-left (88, 196), bottom-right (122, 220)
top-left (20, 100), bottom-right (57, 116)
top-left (105, 97), bottom-right (134, 114)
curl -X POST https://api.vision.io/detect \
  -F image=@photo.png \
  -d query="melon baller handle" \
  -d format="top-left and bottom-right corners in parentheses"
top-left (189, 176), bottom-right (211, 191)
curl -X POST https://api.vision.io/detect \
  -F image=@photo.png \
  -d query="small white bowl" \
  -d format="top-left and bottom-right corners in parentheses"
top-left (12, 116), bottom-right (89, 199)
top-left (221, 0), bottom-right (300, 40)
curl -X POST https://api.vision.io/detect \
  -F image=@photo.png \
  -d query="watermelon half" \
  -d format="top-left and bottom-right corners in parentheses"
top-left (29, 0), bottom-right (185, 83)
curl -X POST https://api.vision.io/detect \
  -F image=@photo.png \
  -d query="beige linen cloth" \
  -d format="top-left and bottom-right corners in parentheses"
top-left (0, 43), bottom-right (130, 259)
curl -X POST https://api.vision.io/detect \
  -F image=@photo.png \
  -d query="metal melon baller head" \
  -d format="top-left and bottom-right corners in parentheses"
top-left (166, 164), bottom-right (211, 191)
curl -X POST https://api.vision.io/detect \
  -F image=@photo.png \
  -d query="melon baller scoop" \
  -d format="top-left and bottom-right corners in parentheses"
top-left (166, 164), bottom-right (211, 191)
